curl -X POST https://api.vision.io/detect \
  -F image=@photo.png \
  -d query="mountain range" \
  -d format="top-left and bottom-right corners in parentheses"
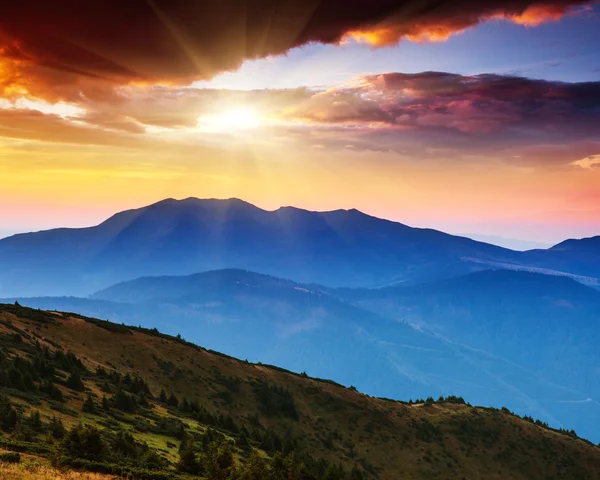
top-left (2, 198), bottom-right (600, 443)
top-left (1, 197), bottom-right (598, 297)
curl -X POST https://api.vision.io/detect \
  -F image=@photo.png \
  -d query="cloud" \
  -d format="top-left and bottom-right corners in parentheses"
top-left (278, 72), bottom-right (600, 165)
top-left (0, 1), bottom-right (592, 100)
top-left (572, 155), bottom-right (600, 169)
top-left (284, 72), bottom-right (600, 131)
top-left (1, 69), bottom-right (598, 168)
top-left (0, 108), bottom-right (140, 146)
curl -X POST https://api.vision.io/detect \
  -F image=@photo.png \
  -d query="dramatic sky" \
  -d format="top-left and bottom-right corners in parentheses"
top-left (1, 0), bottom-right (599, 244)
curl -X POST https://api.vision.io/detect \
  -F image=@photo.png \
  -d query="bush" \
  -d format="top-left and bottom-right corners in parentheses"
top-left (253, 381), bottom-right (298, 419)
top-left (112, 390), bottom-right (136, 412)
top-left (0, 452), bottom-right (21, 463)
top-left (60, 423), bottom-right (107, 461)
top-left (60, 457), bottom-right (174, 480)
top-left (0, 438), bottom-right (51, 455)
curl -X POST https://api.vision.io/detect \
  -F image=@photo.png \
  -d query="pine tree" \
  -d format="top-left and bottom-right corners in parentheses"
top-left (167, 392), bottom-right (179, 408)
top-left (205, 441), bottom-right (234, 480)
top-left (159, 389), bottom-right (167, 403)
top-left (177, 437), bottom-right (200, 475)
top-left (49, 416), bottom-right (66, 439)
top-left (0, 394), bottom-right (18, 432)
top-left (112, 390), bottom-right (135, 412)
top-left (28, 410), bottom-right (43, 432)
top-left (82, 395), bottom-right (96, 414)
top-left (243, 450), bottom-right (268, 479)
top-left (66, 372), bottom-right (85, 391)
top-left (60, 424), bottom-right (106, 461)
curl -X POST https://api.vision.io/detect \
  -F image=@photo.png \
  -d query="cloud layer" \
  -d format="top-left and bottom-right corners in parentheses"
top-left (0, 0), bottom-right (592, 100)
top-left (279, 72), bottom-right (600, 165)
top-left (1, 69), bottom-right (598, 168)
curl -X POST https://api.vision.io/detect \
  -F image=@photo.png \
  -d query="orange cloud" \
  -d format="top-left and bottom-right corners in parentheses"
top-left (509, 4), bottom-right (574, 25)
top-left (345, 2), bottom-right (588, 47)
top-left (0, 47), bottom-right (29, 99)
top-left (0, 1), bottom-right (593, 102)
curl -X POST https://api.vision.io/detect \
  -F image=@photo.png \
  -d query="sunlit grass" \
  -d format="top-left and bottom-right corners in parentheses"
top-left (0, 462), bottom-right (114, 479)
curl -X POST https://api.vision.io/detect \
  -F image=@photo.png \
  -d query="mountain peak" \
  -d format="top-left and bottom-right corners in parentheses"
top-left (150, 197), bottom-right (258, 208)
top-left (551, 235), bottom-right (600, 252)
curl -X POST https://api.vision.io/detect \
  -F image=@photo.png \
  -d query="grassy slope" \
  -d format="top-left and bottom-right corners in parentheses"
top-left (0, 457), bottom-right (114, 480)
top-left (1, 304), bottom-right (599, 480)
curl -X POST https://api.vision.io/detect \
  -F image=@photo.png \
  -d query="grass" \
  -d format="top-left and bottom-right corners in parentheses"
top-left (0, 462), bottom-right (114, 479)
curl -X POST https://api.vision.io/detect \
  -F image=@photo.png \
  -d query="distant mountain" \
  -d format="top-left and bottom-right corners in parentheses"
top-left (344, 270), bottom-right (600, 392)
top-left (9, 268), bottom-right (600, 443)
top-left (519, 236), bottom-right (600, 283)
top-left (459, 233), bottom-right (552, 251)
top-left (1, 197), bottom-right (598, 297)
top-left (552, 236), bottom-right (600, 253)
top-left (0, 197), bottom-right (523, 297)
top-left (0, 228), bottom-right (27, 240)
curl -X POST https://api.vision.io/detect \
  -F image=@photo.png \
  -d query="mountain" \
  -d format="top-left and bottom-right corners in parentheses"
top-left (552, 236), bottom-right (600, 253)
top-left (343, 270), bottom-right (600, 389)
top-left (519, 236), bottom-right (600, 283)
top-left (458, 233), bottom-right (552, 251)
top-left (9, 269), bottom-right (600, 443)
top-left (1, 303), bottom-right (599, 479)
top-left (0, 197), bottom-right (527, 297)
top-left (2, 198), bottom-right (598, 299)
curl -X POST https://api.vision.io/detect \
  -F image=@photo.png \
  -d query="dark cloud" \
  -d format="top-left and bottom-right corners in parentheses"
top-left (285, 72), bottom-right (600, 132)
top-left (281, 72), bottom-right (600, 165)
top-left (0, 0), bottom-right (591, 100)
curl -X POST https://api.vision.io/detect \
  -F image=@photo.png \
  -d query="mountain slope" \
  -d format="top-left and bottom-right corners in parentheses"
top-left (0, 198), bottom-right (524, 297)
top-left (344, 270), bottom-right (600, 380)
top-left (519, 236), bottom-right (600, 282)
top-left (339, 270), bottom-right (600, 439)
top-left (1, 303), bottom-right (599, 480)
top-left (10, 269), bottom-right (600, 443)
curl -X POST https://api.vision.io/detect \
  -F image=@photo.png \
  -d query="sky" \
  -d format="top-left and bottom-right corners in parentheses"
top-left (0, 0), bottom-right (599, 244)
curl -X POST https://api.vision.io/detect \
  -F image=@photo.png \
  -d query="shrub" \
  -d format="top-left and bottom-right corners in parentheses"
top-left (0, 452), bottom-right (21, 463)
top-left (60, 423), bottom-right (107, 461)
top-left (60, 457), bottom-right (173, 480)
top-left (112, 390), bottom-right (136, 412)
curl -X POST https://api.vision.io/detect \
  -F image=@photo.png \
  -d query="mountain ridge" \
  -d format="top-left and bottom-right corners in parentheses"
top-left (0, 197), bottom-right (531, 297)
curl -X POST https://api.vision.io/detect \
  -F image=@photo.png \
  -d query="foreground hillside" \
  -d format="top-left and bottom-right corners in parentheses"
top-left (0, 304), bottom-right (599, 479)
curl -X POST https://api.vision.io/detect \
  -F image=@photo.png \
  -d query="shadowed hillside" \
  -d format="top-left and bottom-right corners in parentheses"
top-left (344, 270), bottom-right (600, 394)
top-left (1, 303), bottom-right (599, 479)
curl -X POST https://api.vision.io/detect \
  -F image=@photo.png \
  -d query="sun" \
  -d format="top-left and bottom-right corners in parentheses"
top-left (197, 107), bottom-right (262, 132)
